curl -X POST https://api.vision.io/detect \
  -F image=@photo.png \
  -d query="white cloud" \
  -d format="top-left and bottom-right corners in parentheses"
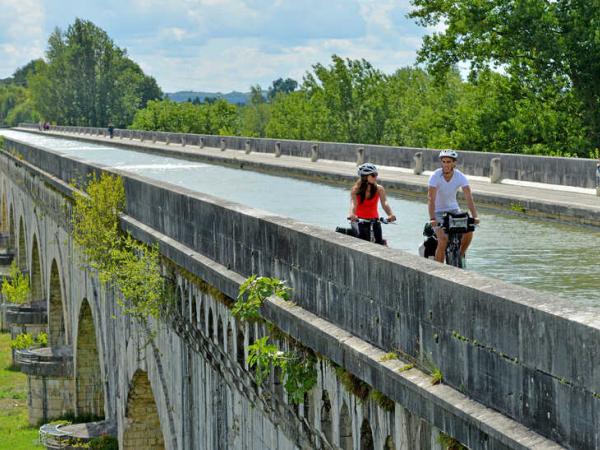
top-left (0, 0), bottom-right (45, 76)
top-left (0, 0), bottom-right (433, 90)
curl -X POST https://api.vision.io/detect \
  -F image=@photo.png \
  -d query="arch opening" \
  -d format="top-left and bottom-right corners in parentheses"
top-left (17, 216), bottom-right (26, 271)
top-left (8, 206), bottom-right (15, 251)
top-left (339, 402), bottom-right (353, 450)
top-left (360, 418), bottom-right (374, 450)
top-left (30, 234), bottom-right (43, 302)
top-left (320, 390), bottom-right (333, 443)
top-left (123, 370), bottom-right (165, 450)
top-left (48, 259), bottom-right (66, 346)
top-left (217, 316), bottom-right (224, 347)
top-left (75, 299), bottom-right (104, 419)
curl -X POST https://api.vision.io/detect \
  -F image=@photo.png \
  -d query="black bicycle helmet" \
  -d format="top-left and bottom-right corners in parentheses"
top-left (358, 163), bottom-right (378, 176)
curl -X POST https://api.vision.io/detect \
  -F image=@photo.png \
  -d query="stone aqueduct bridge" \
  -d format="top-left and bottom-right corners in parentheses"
top-left (0, 132), bottom-right (598, 450)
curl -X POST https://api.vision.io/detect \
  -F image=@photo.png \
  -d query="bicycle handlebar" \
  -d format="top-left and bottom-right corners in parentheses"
top-left (350, 217), bottom-right (396, 224)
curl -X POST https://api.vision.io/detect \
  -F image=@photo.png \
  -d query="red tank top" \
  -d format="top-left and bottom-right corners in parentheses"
top-left (356, 190), bottom-right (380, 219)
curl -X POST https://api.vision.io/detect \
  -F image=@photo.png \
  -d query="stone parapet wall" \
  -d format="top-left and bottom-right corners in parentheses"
top-left (18, 122), bottom-right (599, 188)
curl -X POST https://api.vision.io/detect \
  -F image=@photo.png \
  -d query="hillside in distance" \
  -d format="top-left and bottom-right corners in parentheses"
top-left (166, 91), bottom-right (250, 105)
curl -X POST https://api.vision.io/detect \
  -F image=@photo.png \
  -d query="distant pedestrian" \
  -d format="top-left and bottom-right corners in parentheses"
top-left (43, 121), bottom-right (50, 131)
top-left (107, 123), bottom-right (114, 139)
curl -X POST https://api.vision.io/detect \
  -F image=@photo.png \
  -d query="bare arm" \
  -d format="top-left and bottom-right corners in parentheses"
top-left (427, 186), bottom-right (437, 224)
top-left (378, 186), bottom-right (396, 222)
top-left (348, 188), bottom-right (358, 221)
top-left (462, 185), bottom-right (480, 223)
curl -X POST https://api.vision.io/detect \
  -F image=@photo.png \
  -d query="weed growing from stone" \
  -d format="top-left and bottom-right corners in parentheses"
top-left (234, 275), bottom-right (316, 404)
top-left (71, 173), bottom-right (163, 321)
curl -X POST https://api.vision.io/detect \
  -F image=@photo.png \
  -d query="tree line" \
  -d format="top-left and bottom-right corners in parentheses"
top-left (2, 9), bottom-right (599, 158)
top-left (132, 56), bottom-right (592, 157)
top-left (0, 19), bottom-right (161, 129)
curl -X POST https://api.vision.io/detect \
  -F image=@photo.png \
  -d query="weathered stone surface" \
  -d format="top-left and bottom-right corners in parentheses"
top-left (0, 134), bottom-right (583, 449)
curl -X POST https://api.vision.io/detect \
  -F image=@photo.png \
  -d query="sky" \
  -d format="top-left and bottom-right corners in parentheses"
top-left (0, 0), bottom-right (436, 93)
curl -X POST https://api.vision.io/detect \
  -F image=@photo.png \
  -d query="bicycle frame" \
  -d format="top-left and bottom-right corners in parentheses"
top-left (441, 213), bottom-right (475, 268)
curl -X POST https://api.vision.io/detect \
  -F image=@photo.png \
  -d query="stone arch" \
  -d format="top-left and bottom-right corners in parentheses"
top-left (123, 370), bottom-right (165, 450)
top-left (191, 295), bottom-right (197, 324)
top-left (384, 435), bottom-right (396, 450)
top-left (30, 234), bottom-right (43, 302)
top-left (48, 259), bottom-right (66, 346)
top-left (176, 285), bottom-right (183, 315)
top-left (360, 418), bottom-right (374, 450)
top-left (236, 328), bottom-right (245, 366)
top-left (199, 298), bottom-right (205, 332)
top-left (339, 402), bottom-right (353, 450)
top-left (217, 316), bottom-right (224, 347)
top-left (8, 205), bottom-right (15, 251)
top-left (226, 322), bottom-right (233, 355)
top-left (17, 215), bottom-right (26, 270)
top-left (208, 308), bottom-right (214, 339)
top-left (75, 298), bottom-right (104, 419)
top-left (1, 191), bottom-right (7, 233)
top-left (321, 390), bottom-right (333, 443)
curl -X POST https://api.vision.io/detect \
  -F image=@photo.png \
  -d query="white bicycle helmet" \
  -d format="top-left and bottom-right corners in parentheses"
top-left (439, 149), bottom-right (458, 160)
top-left (358, 163), bottom-right (378, 176)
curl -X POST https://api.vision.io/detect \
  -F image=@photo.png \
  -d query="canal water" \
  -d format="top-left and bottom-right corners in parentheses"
top-left (2, 130), bottom-right (599, 307)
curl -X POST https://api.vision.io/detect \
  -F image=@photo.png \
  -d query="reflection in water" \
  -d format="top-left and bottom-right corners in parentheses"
top-left (2, 130), bottom-right (599, 306)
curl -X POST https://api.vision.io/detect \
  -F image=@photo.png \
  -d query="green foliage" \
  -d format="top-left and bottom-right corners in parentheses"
top-left (380, 352), bottom-right (398, 362)
top-left (9, 334), bottom-right (33, 351)
top-left (130, 98), bottom-right (238, 135)
top-left (409, 0), bottom-right (599, 151)
top-left (28, 19), bottom-right (161, 128)
top-left (437, 432), bottom-right (468, 450)
top-left (236, 276), bottom-right (315, 403)
top-left (369, 390), bottom-right (395, 412)
top-left (334, 366), bottom-right (370, 401)
top-left (10, 332), bottom-right (47, 350)
top-left (71, 173), bottom-right (163, 320)
top-left (247, 336), bottom-right (317, 404)
top-left (1, 262), bottom-right (30, 304)
top-left (232, 275), bottom-right (291, 321)
top-left (0, 332), bottom-right (42, 448)
top-left (431, 368), bottom-right (443, 385)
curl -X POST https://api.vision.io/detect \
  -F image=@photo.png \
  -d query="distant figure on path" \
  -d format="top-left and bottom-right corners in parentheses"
top-left (43, 121), bottom-right (50, 131)
top-left (107, 123), bottom-right (114, 139)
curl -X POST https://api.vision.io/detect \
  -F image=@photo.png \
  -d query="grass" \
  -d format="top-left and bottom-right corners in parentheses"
top-left (0, 332), bottom-right (42, 449)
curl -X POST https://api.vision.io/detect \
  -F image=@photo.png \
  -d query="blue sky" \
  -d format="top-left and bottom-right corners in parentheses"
top-left (0, 0), bottom-right (436, 93)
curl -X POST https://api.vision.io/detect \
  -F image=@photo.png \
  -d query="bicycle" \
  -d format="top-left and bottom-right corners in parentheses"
top-left (439, 212), bottom-right (476, 268)
top-left (335, 217), bottom-right (394, 246)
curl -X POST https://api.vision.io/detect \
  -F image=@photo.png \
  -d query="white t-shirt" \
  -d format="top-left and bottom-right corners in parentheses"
top-left (428, 168), bottom-right (469, 212)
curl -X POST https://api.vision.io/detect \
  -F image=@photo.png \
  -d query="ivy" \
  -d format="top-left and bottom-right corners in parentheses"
top-left (1, 261), bottom-right (30, 304)
top-left (71, 173), bottom-right (163, 320)
top-left (232, 275), bottom-right (290, 321)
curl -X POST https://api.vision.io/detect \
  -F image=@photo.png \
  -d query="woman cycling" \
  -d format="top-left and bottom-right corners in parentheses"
top-left (348, 163), bottom-right (396, 245)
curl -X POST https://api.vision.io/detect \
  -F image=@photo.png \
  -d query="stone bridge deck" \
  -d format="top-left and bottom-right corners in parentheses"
top-left (16, 127), bottom-right (600, 227)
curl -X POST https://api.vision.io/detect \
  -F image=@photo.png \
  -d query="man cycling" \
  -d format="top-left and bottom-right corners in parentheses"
top-left (427, 150), bottom-right (480, 263)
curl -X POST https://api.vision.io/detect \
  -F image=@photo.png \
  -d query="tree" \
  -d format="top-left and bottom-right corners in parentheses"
top-left (409, 0), bottom-right (598, 151)
top-left (267, 77), bottom-right (298, 101)
top-left (29, 19), bottom-right (161, 127)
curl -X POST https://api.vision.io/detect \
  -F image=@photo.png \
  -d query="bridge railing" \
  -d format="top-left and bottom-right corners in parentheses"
top-left (17, 122), bottom-right (599, 189)
top-left (4, 134), bottom-right (600, 450)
